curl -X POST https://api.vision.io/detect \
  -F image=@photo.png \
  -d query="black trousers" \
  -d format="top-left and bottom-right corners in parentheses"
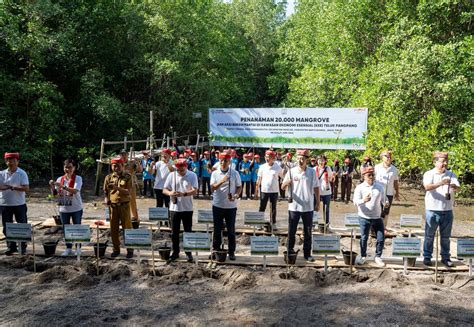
top-left (288, 210), bottom-right (313, 258)
top-left (332, 176), bottom-right (339, 200)
top-left (170, 211), bottom-right (193, 256)
top-left (241, 181), bottom-right (251, 199)
top-left (341, 177), bottom-right (352, 202)
top-left (212, 206), bottom-right (236, 254)
top-left (201, 177), bottom-right (211, 196)
top-left (154, 189), bottom-right (170, 208)
top-left (259, 192), bottom-right (278, 224)
top-left (2, 204), bottom-right (28, 251)
top-left (143, 179), bottom-right (154, 197)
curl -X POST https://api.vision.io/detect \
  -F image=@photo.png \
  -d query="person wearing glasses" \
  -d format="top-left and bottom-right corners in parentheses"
top-left (353, 166), bottom-right (386, 267)
top-left (374, 150), bottom-right (400, 232)
top-left (210, 151), bottom-right (242, 261)
top-left (49, 159), bottom-right (83, 256)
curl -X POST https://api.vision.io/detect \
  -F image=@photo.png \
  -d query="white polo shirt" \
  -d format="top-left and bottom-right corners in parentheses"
top-left (353, 181), bottom-right (385, 219)
top-left (154, 160), bottom-right (173, 189)
top-left (0, 167), bottom-right (29, 206)
top-left (164, 170), bottom-right (198, 212)
top-left (257, 162), bottom-right (283, 193)
top-left (283, 166), bottom-right (319, 212)
top-left (211, 167), bottom-right (242, 209)
top-left (374, 163), bottom-right (399, 196)
top-left (423, 168), bottom-right (460, 211)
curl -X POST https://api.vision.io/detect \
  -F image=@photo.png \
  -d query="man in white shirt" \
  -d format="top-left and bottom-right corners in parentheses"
top-left (374, 150), bottom-right (400, 231)
top-left (281, 149), bottom-right (320, 262)
top-left (163, 159), bottom-right (198, 262)
top-left (211, 151), bottom-right (242, 260)
top-left (353, 166), bottom-right (386, 267)
top-left (255, 150), bottom-right (284, 231)
top-left (153, 148), bottom-right (175, 208)
top-left (422, 151), bottom-right (460, 267)
top-left (0, 152), bottom-right (30, 255)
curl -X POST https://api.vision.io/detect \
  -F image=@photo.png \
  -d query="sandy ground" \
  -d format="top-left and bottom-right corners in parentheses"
top-left (1, 183), bottom-right (473, 326)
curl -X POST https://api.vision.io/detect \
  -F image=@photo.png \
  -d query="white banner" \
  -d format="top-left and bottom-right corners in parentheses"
top-left (124, 230), bottom-right (152, 248)
top-left (208, 108), bottom-right (367, 149)
top-left (344, 213), bottom-right (360, 228)
top-left (5, 223), bottom-right (32, 242)
top-left (64, 225), bottom-right (91, 243)
top-left (313, 235), bottom-right (340, 255)
top-left (183, 232), bottom-right (211, 251)
top-left (392, 238), bottom-right (421, 257)
top-left (400, 214), bottom-right (423, 229)
top-left (244, 212), bottom-right (267, 225)
top-left (197, 210), bottom-right (214, 223)
top-left (148, 207), bottom-right (169, 221)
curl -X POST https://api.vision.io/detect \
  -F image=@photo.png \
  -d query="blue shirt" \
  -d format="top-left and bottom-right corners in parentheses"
top-left (239, 161), bottom-right (252, 182)
top-left (200, 159), bottom-right (211, 178)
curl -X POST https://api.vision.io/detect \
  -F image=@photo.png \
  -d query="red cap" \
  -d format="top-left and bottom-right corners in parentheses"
top-left (162, 148), bottom-right (172, 155)
top-left (4, 152), bottom-right (19, 160)
top-left (265, 150), bottom-right (275, 157)
top-left (433, 151), bottom-right (448, 159)
top-left (344, 158), bottom-right (350, 164)
top-left (185, 149), bottom-right (192, 154)
top-left (204, 151), bottom-right (209, 155)
top-left (178, 154), bottom-right (184, 158)
top-left (361, 166), bottom-right (374, 175)
top-left (334, 159), bottom-right (339, 163)
top-left (219, 152), bottom-right (231, 160)
top-left (171, 151), bottom-right (177, 157)
top-left (254, 154), bottom-right (260, 158)
top-left (363, 156), bottom-right (370, 161)
top-left (286, 153), bottom-right (293, 159)
top-left (248, 152), bottom-right (253, 157)
top-left (191, 152), bottom-right (196, 156)
top-left (243, 153), bottom-right (249, 158)
top-left (296, 149), bottom-right (309, 157)
top-left (175, 159), bottom-right (188, 168)
top-left (111, 157), bottom-right (124, 164)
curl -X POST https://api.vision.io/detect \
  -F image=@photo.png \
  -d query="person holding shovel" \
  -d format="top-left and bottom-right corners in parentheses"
top-left (103, 157), bottom-right (134, 258)
top-left (353, 166), bottom-right (386, 267)
top-left (49, 159), bottom-right (83, 256)
top-left (153, 148), bottom-right (175, 208)
top-left (255, 150), bottom-right (284, 231)
top-left (422, 151), bottom-right (460, 267)
top-left (0, 152), bottom-right (29, 255)
top-left (281, 149), bottom-right (320, 262)
top-left (374, 150), bottom-right (400, 233)
top-left (163, 159), bottom-right (198, 262)
top-left (211, 151), bottom-right (242, 261)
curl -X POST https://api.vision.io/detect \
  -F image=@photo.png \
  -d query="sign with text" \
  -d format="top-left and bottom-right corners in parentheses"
top-left (105, 207), bottom-right (110, 221)
top-left (250, 236), bottom-right (279, 255)
top-left (148, 207), bottom-right (169, 221)
top-left (400, 214), bottom-right (422, 229)
top-left (209, 107), bottom-right (368, 150)
top-left (64, 225), bottom-right (91, 243)
top-left (457, 239), bottom-right (474, 258)
top-left (124, 229), bottom-right (152, 248)
top-left (5, 223), bottom-right (32, 242)
top-left (313, 235), bottom-right (340, 255)
top-left (392, 238), bottom-right (421, 257)
top-left (244, 212), bottom-right (266, 225)
top-left (344, 213), bottom-right (360, 228)
top-left (197, 210), bottom-right (214, 223)
top-left (183, 232), bottom-right (211, 251)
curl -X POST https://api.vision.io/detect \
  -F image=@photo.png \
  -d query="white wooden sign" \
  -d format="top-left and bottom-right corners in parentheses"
top-left (344, 213), bottom-right (360, 228)
top-left (392, 238), bottom-right (421, 257)
top-left (148, 207), bottom-right (169, 221)
top-left (5, 223), bottom-right (32, 242)
top-left (457, 239), bottom-right (474, 258)
top-left (124, 229), bottom-right (152, 248)
top-left (183, 232), bottom-right (210, 251)
top-left (250, 236), bottom-right (279, 255)
top-left (64, 225), bottom-right (91, 243)
top-left (313, 235), bottom-right (340, 255)
top-left (244, 211), bottom-right (266, 225)
top-left (197, 210), bottom-right (214, 223)
top-left (400, 214), bottom-right (422, 229)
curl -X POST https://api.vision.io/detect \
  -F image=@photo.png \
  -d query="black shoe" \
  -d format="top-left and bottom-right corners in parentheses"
top-left (186, 255), bottom-right (194, 263)
top-left (229, 253), bottom-right (236, 261)
top-left (169, 253), bottom-right (179, 261)
top-left (126, 250), bottom-right (134, 258)
top-left (4, 248), bottom-right (18, 256)
top-left (423, 258), bottom-right (432, 266)
top-left (111, 251), bottom-right (120, 258)
top-left (20, 248), bottom-right (27, 255)
top-left (441, 259), bottom-right (454, 268)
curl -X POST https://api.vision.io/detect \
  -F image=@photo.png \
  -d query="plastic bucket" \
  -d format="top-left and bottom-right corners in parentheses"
top-left (405, 257), bottom-right (416, 267)
top-left (43, 241), bottom-right (58, 257)
top-left (158, 247), bottom-right (171, 260)
top-left (283, 251), bottom-right (298, 265)
top-left (318, 224), bottom-right (326, 233)
top-left (215, 250), bottom-right (228, 263)
top-left (342, 251), bottom-right (358, 265)
top-left (93, 242), bottom-right (108, 258)
top-left (53, 215), bottom-right (62, 226)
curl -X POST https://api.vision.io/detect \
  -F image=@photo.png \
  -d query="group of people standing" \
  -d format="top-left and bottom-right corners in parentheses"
top-left (0, 148), bottom-right (461, 268)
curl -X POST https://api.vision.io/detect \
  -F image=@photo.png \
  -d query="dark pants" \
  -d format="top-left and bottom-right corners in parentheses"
top-left (359, 217), bottom-right (384, 257)
top-left (2, 204), bottom-right (28, 251)
top-left (341, 176), bottom-right (352, 202)
top-left (154, 189), bottom-right (170, 208)
top-left (170, 211), bottom-right (193, 256)
top-left (143, 179), bottom-right (154, 197)
top-left (201, 177), bottom-right (211, 196)
top-left (259, 192), bottom-right (278, 224)
top-left (320, 194), bottom-right (331, 224)
top-left (332, 176), bottom-right (339, 200)
top-left (212, 206), bottom-right (236, 254)
top-left (251, 182), bottom-right (256, 197)
top-left (288, 211), bottom-right (313, 258)
top-left (241, 181), bottom-right (251, 199)
top-left (279, 177), bottom-right (285, 198)
top-left (61, 210), bottom-right (83, 249)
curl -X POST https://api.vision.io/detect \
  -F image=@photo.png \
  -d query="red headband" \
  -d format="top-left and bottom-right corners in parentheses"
top-left (4, 152), bottom-right (19, 160)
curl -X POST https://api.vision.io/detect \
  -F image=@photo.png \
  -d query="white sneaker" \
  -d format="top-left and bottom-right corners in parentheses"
top-left (75, 247), bottom-right (82, 256)
top-left (375, 257), bottom-right (385, 267)
top-left (355, 255), bottom-right (366, 265)
top-left (61, 249), bottom-right (73, 256)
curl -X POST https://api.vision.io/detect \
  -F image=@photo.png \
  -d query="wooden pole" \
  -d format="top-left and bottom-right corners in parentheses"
top-left (435, 229), bottom-right (439, 283)
top-left (150, 225), bottom-right (156, 276)
top-left (124, 136), bottom-right (128, 150)
top-left (96, 225), bottom-right (100, 276)
top-left (94, 138), bottom-right (105, 195)
top-left (349, 228), bottom-right (354, 276)
top-left (32, 226), bottom-right (36, 273)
